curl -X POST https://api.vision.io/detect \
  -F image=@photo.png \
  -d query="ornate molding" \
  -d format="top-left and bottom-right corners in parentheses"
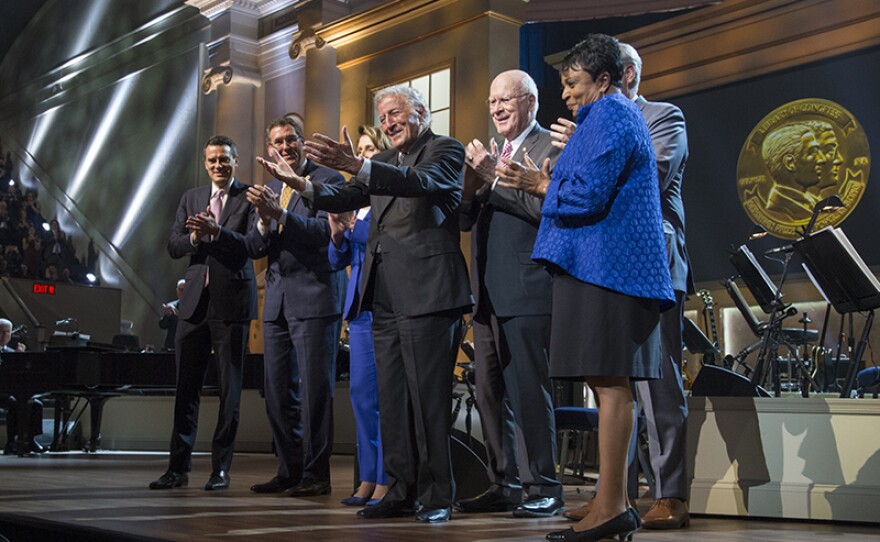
top-left (185, 0), bottom-right (292, 19)
top-left (290, 32), bottom-right (326, 60)
top-left (614, 0), bottom-right (880, 99)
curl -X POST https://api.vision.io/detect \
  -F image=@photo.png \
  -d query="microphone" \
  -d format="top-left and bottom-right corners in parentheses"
top-left (10, 324), bottom-right (27, 335)
top-left (763, 244), bottom-right (793, 256)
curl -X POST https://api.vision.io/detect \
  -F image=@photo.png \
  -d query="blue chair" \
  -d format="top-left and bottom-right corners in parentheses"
top-left (555, 407), bottom-right (599, 481)
top-left (856, 366), bottom-right (880, 398)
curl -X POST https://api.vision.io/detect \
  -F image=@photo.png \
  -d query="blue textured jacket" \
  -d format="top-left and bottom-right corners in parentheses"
top-left (532, 93), bottom-right (675, 309)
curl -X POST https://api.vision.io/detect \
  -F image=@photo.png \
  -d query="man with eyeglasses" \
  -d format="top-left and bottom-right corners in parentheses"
top-left (454, 69), bottom-right (563, 518)
top-left (245, 117), bottom-right (346, 498)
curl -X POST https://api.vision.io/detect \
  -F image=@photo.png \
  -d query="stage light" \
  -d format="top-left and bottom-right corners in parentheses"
top-left (86, 273), bottom-right (98, 283)
top-left (112, 79), bottom-right (196, 247)
top-left (42, 222), bottom-right (51, 232)
top-left (68, 74), bottom-right (139, 199)
top-left (8, 179), bottom-right (14, 186)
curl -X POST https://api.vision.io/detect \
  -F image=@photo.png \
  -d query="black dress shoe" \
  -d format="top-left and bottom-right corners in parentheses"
top-left (251, 476), bottom-right (297, 493)
top-left (454, 489), bottom-right (519, 513)
top-left (205, 470), bottom-right (230, 491)
top-left (416, 506), bottom-right (451, 522)
top-left (287, 479), bottom-right (331, 497)
top-left (357, 500), bottom-right (417, 519)
top-left (513, 496), bottom-right (565, 518)
top-left (149, 471), bottom-right (188, 490)
top-left (546, 508), bottom-right (640, 542)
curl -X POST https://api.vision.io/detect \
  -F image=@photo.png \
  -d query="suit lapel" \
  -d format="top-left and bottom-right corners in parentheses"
top-left (219, 179), bottom-right (244, 226)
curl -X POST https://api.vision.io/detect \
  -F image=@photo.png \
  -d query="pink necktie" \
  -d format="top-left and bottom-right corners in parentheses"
top-left (500, 140), bottom-right (513, 160)
top-left (206, 189), bottom-right (224, 285)
top-left (211, 189), bottom-right (224, 227)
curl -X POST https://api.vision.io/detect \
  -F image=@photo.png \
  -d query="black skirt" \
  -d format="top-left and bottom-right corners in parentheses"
top-left (549, 273), bottom-right (661, 381)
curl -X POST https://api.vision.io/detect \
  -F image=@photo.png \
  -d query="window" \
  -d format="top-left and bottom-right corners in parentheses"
top-left (373, 67), bottom-right (451, 135)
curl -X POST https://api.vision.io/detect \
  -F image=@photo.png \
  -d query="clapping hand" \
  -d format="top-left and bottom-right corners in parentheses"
top-left (303, 126), bottom-right (364, 176)
top-left (495, 149), bottom-right (552, 198)
top-left (256, 147), bottom-right (308, 191)
top-left (549, 118), bottom-right (577, 150)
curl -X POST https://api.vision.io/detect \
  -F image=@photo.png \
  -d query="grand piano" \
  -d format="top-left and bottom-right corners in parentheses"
top-left (0, 348), bottom-right (264, 452)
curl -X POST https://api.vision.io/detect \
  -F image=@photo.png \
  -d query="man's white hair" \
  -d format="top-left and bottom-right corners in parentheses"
top-left (374, 84), bottom-right (432, 128)
top-left (0, 318), bottom-right (12, 329)
top-left (619, 42), bottom-right (643, 95)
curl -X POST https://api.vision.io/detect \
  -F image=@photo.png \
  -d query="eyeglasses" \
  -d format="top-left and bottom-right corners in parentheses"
top-left (486, 94), bottom-right (528, 109)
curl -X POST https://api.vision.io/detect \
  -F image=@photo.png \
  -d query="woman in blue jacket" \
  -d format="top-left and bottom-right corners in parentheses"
top-left (328, 125), bottom-right (390, 506)
top-left (498, 34), bottom-right (675, 542)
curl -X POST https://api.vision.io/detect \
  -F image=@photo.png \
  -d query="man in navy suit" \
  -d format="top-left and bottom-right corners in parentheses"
top-left (258, 86), bottom-right (472, 522)
top-left (455, 70), bottom-right (563, 518)
top-left (246, 117), bottom-right (346, 497)
top-left (150, 135), bottom-right (257, 491)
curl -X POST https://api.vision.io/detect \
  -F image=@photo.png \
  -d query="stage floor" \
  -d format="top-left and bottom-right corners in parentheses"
top-left (0, 452), bottom-right (878, 541)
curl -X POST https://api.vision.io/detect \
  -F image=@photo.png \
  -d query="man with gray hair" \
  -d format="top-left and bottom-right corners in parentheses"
top-left (257, 85), bottom-right (472, 522)
top-left (1, 317), bottom-right (44, 455)
top-left (619, 41), bottom-right (692, 530)
top-left (454, 69), bottom-right (563, 518)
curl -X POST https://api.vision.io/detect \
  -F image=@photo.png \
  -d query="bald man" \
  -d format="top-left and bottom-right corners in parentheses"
top-left (455, 70), bottom-right (563, 518)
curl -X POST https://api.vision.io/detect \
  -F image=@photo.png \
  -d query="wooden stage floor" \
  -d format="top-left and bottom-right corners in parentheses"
top-left (1, 452), bottom-right (878, 541)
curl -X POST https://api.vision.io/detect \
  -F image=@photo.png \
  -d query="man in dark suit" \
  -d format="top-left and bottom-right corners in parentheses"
top-left (150, 135), bottom-right (257, 491)
top-left (1, 317), bottom-right (44, 455)
top-left (621, 43), bottom-right (692, 530)
top-left (454, 70), bottom-right (563, 518)
top-left (245, 117), bottom-right (346, 497)
top-left (158, 279), bottom-right (185, 352)
top-left (258, 85), bottom-right (472, 522)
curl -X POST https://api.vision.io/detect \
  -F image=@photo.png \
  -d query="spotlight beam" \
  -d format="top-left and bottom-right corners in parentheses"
top-left (112, 81), bottom-right (196, 247)
top-left (69, 74), bottom-right (139, 199)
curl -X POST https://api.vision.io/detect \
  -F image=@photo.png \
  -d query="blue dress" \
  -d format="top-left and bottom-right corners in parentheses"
top-left (532, 93), bottom-right (675, 379)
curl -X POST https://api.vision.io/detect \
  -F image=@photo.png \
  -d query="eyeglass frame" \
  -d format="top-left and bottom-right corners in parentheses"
top-left (486, 93), bottom-right (530, 109)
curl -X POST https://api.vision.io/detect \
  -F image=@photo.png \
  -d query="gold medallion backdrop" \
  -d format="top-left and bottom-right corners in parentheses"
top-left (736, 99), bottom-right (869, 239)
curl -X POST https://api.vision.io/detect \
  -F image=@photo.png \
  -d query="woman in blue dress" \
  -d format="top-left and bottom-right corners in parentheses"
top-left (328, 125), bottom-right (391, 506)
top-left (497, 34), bottom-right (675, 542)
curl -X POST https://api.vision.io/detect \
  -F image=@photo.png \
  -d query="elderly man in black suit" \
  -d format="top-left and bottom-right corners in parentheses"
top-left (258, 85), bottom-right (472, 523)
top-left (150, 135), bottom-right (257, 491)
top-left (454, 70), bottom-right (563, 518)
top-left (245, 117), bottom-right (346, 497)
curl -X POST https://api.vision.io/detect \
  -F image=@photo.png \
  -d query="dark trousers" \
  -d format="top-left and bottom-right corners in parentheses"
top-left (371, 261), bottom-right (462, 508)
top-left (473, 313), bottom-right (561, 499)
top-left (169, 292), bottom-right (249, 474)
top-left (2, 394), bottom-right (43, 450)
top-left (262, 312), bottom-right (341, 483)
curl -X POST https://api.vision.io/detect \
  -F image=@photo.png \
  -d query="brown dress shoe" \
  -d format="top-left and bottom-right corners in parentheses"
top-left (641, 498), bottom-right (689, 529)
top-left (562, 498), bottom-right (593, 521)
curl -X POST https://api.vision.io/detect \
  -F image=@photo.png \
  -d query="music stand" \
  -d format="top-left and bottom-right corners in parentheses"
top-left (682, 317), bottom-right (720, 364)
top-left (794, 226), bottom-right (880, 397)
top-left (729, 245), bottom-right (781, 314)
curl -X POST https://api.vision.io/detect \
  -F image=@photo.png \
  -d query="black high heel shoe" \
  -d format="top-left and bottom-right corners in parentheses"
top-left (545, 508), bottom-right (640, 542)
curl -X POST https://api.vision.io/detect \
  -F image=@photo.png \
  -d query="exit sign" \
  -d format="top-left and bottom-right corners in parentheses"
top-left (33, 283), bottom-right (56, 295)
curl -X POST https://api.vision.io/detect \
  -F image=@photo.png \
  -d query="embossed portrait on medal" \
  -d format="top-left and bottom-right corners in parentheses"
top-left (737, 99), bottom-right (869, 239)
